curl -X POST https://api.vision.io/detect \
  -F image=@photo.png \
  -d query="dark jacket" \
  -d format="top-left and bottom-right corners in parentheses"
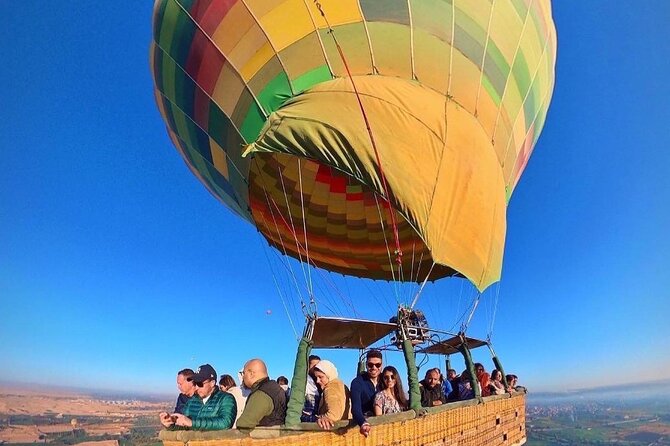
top-left (419, 379), bottom-right (447, 407)
top-left (350, 372), bottom-right (381, 426)
top-left (236, 378), bottom-right (287, 428)
top-left (181, 387), bottom-right (236, 430)
top-left (174, 393), bottom-right (191, 414)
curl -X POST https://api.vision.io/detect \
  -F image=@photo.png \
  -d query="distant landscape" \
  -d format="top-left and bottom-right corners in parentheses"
top-left (1, 381), bottom-right (669, 445)
top-left (526, 380), bottom-right (670, 445)
top-left (0, 384), bottom-right (170, 446)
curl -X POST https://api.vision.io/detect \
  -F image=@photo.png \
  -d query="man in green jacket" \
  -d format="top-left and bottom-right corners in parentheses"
top-left (236, 359), bottom-right (286, 429)
top-left (161, 364), bottom-right (237, 430)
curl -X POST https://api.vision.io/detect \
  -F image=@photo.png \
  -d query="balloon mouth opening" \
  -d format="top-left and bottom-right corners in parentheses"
top-left (248, 152), bottom-right (456, 282)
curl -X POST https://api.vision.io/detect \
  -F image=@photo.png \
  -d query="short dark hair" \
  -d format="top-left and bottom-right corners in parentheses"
top-left (219, 374), bottom-right (236, 388)
top-left (366, 349), bottom-right (382, 360)
top-left (178, 368), bottom-right (194, 379)
top-left (277, 375), bottom-right (289, 385)
top-left (425, 368), bottom-right (440, 379)
top-left (308, 355), bottom-right (321, 362)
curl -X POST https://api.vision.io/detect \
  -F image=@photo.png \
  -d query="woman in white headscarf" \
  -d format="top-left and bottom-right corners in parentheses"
top-left (311, 360), bottom-right (351, 430)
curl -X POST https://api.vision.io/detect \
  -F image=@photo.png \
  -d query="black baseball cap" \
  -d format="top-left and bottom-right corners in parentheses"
top-left (191, 364), bottom-right (217, 383)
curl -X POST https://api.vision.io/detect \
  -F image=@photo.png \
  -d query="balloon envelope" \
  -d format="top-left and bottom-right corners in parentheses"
top-left (151, 0), bottom-right (557, 290)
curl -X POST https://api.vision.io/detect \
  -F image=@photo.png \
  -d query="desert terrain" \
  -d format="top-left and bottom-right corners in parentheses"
top-left (0, 385), bottom-right (170, 445)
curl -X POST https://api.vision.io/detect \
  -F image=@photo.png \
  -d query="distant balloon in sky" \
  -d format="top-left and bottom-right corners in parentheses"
top-left (151, 0), bottom-right (556, 291)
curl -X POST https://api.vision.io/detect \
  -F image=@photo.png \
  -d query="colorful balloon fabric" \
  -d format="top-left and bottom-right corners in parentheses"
top-left (151, 0), bottom-right (557, 290)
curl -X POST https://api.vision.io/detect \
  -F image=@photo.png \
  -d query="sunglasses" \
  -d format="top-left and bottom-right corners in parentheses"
top-left (366, 362), bottom-right (382, 369)
top-left (383, 375), bottom-right (395, 381)
top-left (195, 380), bottom-right (211, 387)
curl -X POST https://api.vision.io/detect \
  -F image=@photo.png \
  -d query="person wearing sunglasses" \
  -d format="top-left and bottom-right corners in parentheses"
top-left (350, 349), bottom-right (383, 437)
top-left (373, 366), bottom-right (408, 415)
top-left (161, 364), bottom-right (237, 430)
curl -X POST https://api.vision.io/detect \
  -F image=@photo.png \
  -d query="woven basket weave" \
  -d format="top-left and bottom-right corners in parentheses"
top-left (160, 392), bottom-right (526, 446)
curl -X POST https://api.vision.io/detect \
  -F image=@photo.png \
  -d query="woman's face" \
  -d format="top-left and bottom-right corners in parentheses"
top-left (314, 370), bottom-right (329, 388)
top-left (382, 371), bottom-right (396, 389)
top-left (492, 371), bottom-right (501, 382)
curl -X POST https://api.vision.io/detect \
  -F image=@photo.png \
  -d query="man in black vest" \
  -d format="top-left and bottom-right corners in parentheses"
top-left (236, 358), bottom-right (287, 429)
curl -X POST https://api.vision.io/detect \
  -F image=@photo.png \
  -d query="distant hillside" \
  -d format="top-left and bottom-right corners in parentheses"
top-left (0, 380), bottom-right (172, 403)
top-left (528, 378), bottom-right (670, 403)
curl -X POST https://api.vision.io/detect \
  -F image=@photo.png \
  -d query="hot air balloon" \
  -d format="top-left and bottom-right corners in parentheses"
top-left (152, 0), bottom-right (556, 444)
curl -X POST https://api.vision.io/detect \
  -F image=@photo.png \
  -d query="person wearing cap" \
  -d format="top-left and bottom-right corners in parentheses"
top-left (236, 359), bottom-right (287, 429)
top-left (311, 360), bottom-right (351, 430)
top-left (160, 364), bottom-right (237, 430)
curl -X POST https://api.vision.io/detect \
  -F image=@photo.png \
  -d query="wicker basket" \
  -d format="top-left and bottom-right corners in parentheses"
top-left (160, 392), bottom-right (526, 446)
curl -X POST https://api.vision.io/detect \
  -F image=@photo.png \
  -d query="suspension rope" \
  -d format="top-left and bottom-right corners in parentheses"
top-left (409, 261), bottom-right (436, 309)
top-left (449, 281), bottom-right (476, 333)
top-left (257, 171), bottom-right (358, 317)
top-left (461, 292), bottom-right (482, 333)
top-left (276, 161), bottom-right (313, 299)
top-left (313, 0), bottom-right (404, 270)
top-left (258, 238), bottom-right (299, 340)
top-left (256, 194), bottom-right (307, 321)
top-left (363, 280), bottom-right (394, 316)
top-left (373, 193), bottom-right (401, 303)
top-left (488, 281), bottom-right (502, 339)
top-left (254, 159), bottom-right (307, 308)
top-left (296, 158), bottom-right (314, 297)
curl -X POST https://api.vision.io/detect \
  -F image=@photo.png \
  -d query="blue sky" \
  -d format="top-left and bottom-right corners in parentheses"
top-left (1, 2), bottom-right (669, 396)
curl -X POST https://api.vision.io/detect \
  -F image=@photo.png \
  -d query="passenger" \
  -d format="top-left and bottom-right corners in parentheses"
top-left (173, 368), bottom-right (196, 414)
top-left (474, 363), bottom-right (485, 380)
top-left (509, 374), bottom-right (525, 392)
top-left (311, 360), bottom-right (351, 430)
top-left (440, 372), bottom-right (453, 401)
top-left (446, 369), bottom-right (459, 400)
top-left (373, 366), bottom-right (408, 415)
top-left (160, 364), bottom-right (236, 430)
top-left (458, 370), bottom-right (475, 400)
top-left (489, 370), bottom-right (506, 395)
top-left (301, 354), bottom-right (321, 422)
top-left (219, 374), bottom-right (246, 428)
top-left (350, 349), bottom-right (384, 437)
top-left (419, 368), bottom-right (447, 407)
top-left (505, 374), bottom-right (517, 390)
top-left (277, 375), bottom-right (291, 400)
top-left (236, 359), bottom-right (287, 429)
top-left (238, 369), bottom-right (251, 397)
top-left (480, 372), bottom-right (492, 397)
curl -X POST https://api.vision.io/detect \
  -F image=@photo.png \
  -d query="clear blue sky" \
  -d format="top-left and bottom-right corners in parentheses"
top-left (1, 2), bottom-right (668, 395)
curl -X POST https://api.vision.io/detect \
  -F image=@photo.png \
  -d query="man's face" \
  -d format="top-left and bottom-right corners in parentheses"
top-left (426, 371), bottom-right (441, 389)
top-left (177, 374), bottom-right (195, 396)
top-left (195, 379), bottom-right (216, 398)
top-left (242, 364), bottom-right (255, 388)
top-left (447, 370), bottom-right (457, 380)
top-left (308, 359), bottom-right (319, 371)
top-left (366, 356), bottom-right (382, 379)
